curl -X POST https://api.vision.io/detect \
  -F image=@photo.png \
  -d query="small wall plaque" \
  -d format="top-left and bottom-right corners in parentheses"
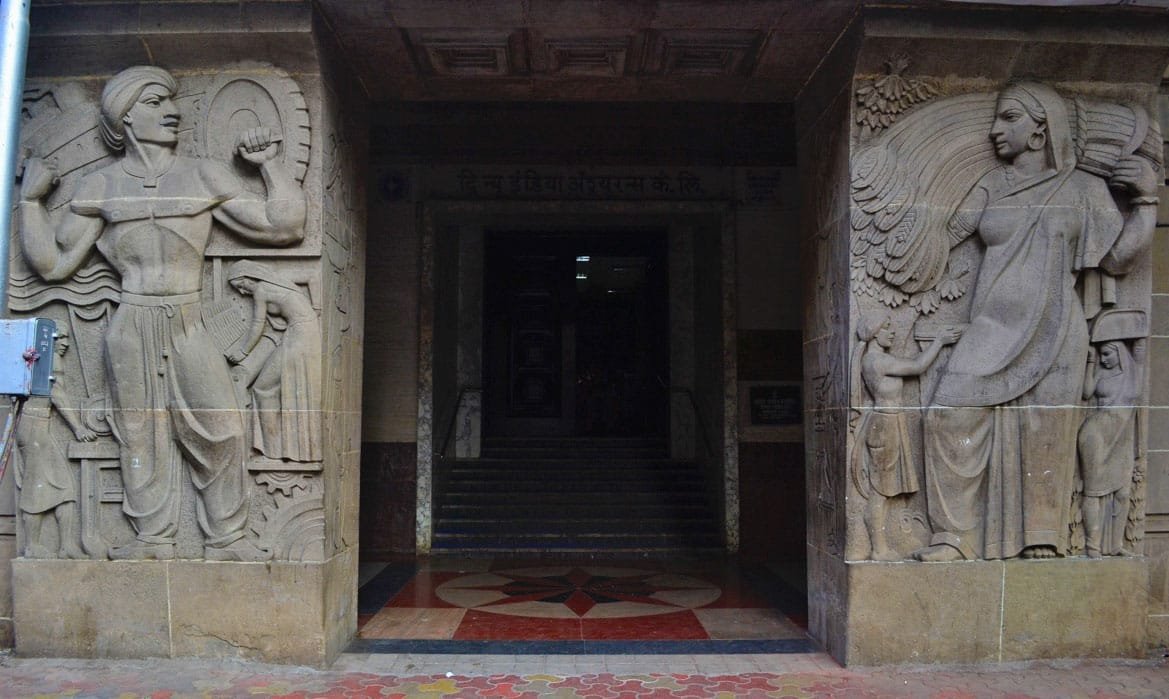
top-left (749, 384), bottom-right (801, 426)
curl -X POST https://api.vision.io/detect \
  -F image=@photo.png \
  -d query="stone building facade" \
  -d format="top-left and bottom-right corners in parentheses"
top-left (0, 0), bottom-right (1168, 667)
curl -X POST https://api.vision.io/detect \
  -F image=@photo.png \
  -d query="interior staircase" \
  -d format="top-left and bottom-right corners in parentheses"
top-left (431, 437), bottom-right (723, 553)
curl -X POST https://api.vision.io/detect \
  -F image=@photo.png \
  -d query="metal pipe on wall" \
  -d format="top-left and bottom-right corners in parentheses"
top-left (0, 0), bottom-right (31, 317)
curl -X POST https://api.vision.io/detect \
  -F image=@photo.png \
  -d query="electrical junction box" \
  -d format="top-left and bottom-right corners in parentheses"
top-left (0, 318), bottom-right (56, 396)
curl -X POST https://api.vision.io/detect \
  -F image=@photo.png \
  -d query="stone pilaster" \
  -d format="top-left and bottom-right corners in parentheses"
top-left (6, 1), bottom-right (365, 665)
top-left (800, 3), bottom-right (1169, 665)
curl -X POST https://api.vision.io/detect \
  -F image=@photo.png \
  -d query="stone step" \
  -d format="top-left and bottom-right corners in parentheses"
top-left (433, 518), bottom-right (720, 535)
top-left (430, 531), bottom-right (724, 551)
top-left (439, 460), bottom-right (692, 472)
top-left (433, 439), bottom-right (717, 552)
top-left (441, 479), bottom-right (703, 494)
top-left (436, 506), bottom-right (715, 522)
top-left (479, 437), bottom-right (670, 460)
top-left (440, 491), bottom-right (711, 504)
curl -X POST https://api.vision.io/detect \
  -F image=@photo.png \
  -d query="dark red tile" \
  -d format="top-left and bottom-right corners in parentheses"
top-left (453, 610), bottom-right (582, 640)
top-left (663, 565), bottom-right (777, 609)
top-left (385, 571), bottom-right (461, 608)
top-left (581, 610), bottom-right (709, 640)
top-left (700, 584), bottom-right (774, 609)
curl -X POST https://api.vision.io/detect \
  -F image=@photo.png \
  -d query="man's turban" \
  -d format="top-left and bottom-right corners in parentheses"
top-left (99, 65), bottom-right (178, 152)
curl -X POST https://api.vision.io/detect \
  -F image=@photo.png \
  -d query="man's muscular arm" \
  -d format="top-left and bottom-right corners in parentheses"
top-left (210, 127), bottom-right (306, 246)
top-left (17, 159), bottom-right (105, 282)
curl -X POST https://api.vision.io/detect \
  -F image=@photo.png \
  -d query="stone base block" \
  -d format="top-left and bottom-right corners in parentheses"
top-left (842, 557), bottom-right (1148, 665)
top-left (1, 534), bottom-right (15, 649)
top-left (13, 552), bottom-right (356, 666)
top-left (1146, 611), bottom-right (1169, 651)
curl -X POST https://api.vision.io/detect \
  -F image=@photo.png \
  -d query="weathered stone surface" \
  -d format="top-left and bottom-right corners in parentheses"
top-left (0, 534), bottom-right (14, 647)
top-left (169, 560), bottom-right (329, 662)
top-left (1001, 558), bottom-right (1148, 660)
top-left (844, 558), bottom-right (1149, 664)
top-left (14, 556), bottom-right (350, 665)
top-left (845, 560), bottom-right (1003, 665)
top-left (798, 20), bottom-right (858, 666)
top-left (323, 547), bottom-right (358, 661)
top-left (1146, 522), bottom-right (1169, 611)
top-left (13, 559), bottom-right (170, 658)
top-left (805, 544), bottom-right (849, 663)
top-left (1148, 610), bottom-right (1169, 650)
top-left (0, 535), bottom-right (14, 619)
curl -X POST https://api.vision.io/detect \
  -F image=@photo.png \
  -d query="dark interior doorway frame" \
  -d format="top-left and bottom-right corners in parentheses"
top-left (482, 228), bottom-right (671, 440)
top-left (416, 200), bottom-right (739, 554)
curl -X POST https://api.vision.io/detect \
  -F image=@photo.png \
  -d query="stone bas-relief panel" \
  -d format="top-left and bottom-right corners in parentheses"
top-left (848, 81), bottom-right (1160, 562)
top-left (9, 65), bottom-right (328, 563)
top-left (317, 70), bottom-right (366, 562)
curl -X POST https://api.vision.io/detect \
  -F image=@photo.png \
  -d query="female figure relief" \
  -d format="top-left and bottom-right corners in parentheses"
top-left (227, 260), bottom-right (322, 465)
top-left (1079, 334), bottom-right (1144, 558)
top-left (913, 83), bottom-right (1158, 562)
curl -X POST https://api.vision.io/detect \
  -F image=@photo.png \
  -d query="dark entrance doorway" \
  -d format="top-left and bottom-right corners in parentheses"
top-left (483, 230), bottom-right (669, 441)
top-left (429, 220), bottom-right (722, 553)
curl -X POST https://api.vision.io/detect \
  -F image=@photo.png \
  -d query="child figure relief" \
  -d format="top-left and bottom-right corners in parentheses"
top-left (852, 317), bottom-right (961, 561)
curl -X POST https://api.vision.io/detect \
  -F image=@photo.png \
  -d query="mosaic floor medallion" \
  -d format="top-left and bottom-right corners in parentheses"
top-left (435, 565), bottom-right (722, 619)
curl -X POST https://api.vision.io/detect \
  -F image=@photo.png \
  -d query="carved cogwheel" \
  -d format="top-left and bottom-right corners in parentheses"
top-left (254, 491), bottom-right (325, 562)
top-left (192, 64), bottom-right (311, 187)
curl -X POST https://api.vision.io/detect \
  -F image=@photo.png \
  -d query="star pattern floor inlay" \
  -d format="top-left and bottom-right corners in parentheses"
top-left (356, 557), bottom-right (810, 646)
top-left (435, 566), bottom-right (722, 618)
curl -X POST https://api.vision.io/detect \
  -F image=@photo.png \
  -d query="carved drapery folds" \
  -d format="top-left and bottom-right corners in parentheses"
top-left (9, 65), bottom-right (326, 562)
top-left (848, 78), bottom-right (1159, 562)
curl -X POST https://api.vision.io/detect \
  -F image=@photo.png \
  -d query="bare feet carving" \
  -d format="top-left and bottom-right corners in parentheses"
top-left (912, 544), bottom-right (966, 562)
top-left (60, 543), bottom-right (87, 560)
top-left (109, 540), bottom-right (176, 561)
top-left (205, 539), bottom-right (271, 562)
top-left (1020, 545), bottom-right (1059, 559)
top-left (24, 543), bottom-right (54, 559)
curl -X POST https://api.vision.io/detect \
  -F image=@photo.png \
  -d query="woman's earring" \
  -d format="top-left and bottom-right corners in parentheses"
top-left (1027, 130), bottom-right (1046, 152)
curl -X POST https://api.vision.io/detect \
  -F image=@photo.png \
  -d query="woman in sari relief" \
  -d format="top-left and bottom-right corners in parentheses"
top-left (913, 83), bottom-right (1157, 562)
top-left (227, 260), bottom-right (323, 465)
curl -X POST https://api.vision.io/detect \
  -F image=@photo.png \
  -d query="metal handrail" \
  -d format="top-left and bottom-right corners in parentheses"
top-left (436, 385), bottom-right (481, 460)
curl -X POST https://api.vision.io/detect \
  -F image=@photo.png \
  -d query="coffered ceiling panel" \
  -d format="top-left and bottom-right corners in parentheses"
top-left (315, 0), bottom-right (861, 102)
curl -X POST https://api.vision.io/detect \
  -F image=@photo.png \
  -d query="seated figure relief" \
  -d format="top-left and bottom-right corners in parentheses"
top-left (12, 65), bottom-right (315, 562)
top-left (850, 81), bottom-right (1159, 561)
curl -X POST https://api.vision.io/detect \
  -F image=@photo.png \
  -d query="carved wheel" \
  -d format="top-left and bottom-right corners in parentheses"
top-left (193, 65), bottom-right (312, 187)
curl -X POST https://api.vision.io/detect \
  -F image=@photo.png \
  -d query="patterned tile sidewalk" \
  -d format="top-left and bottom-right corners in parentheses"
top-left (1, 653), bottom-right (1167, 698)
